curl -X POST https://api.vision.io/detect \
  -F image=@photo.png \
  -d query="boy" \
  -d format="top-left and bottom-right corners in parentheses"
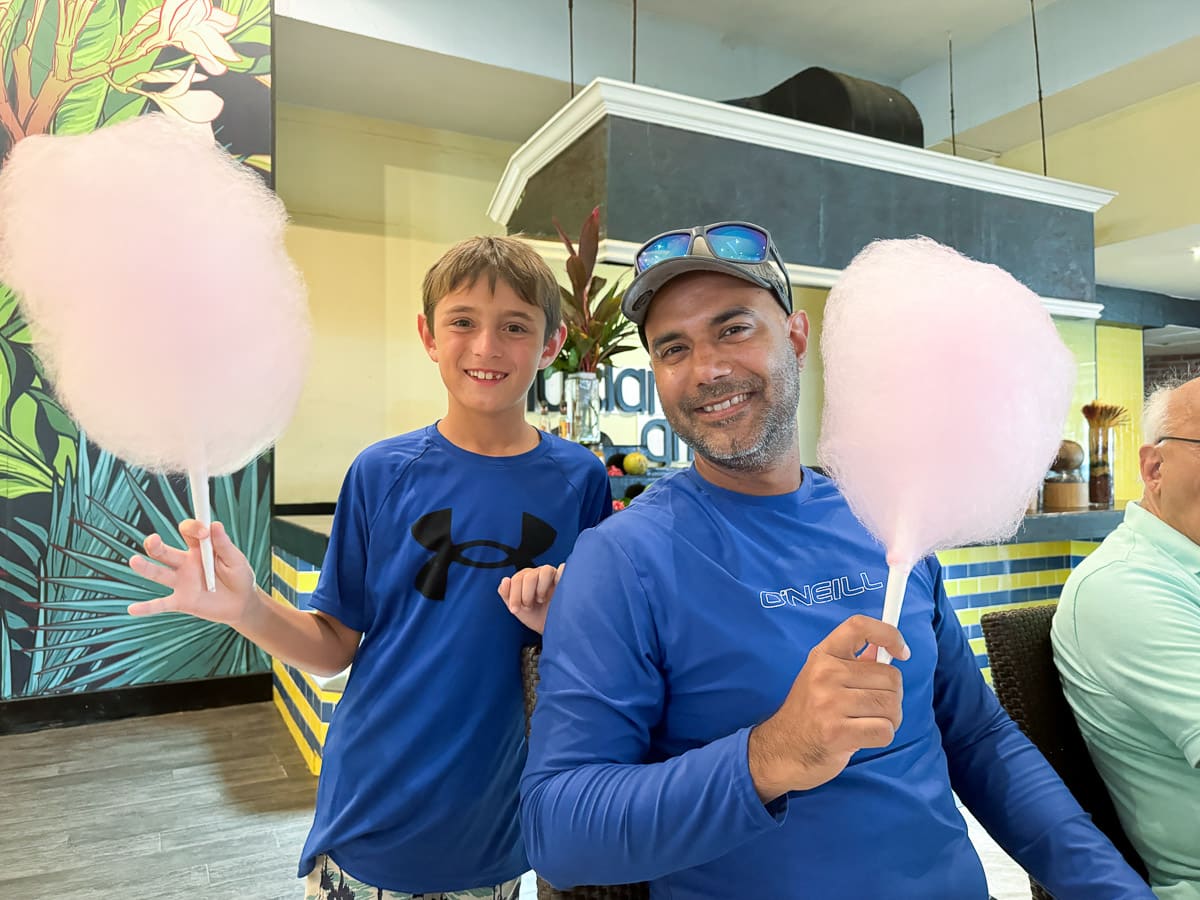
top-left (127, 236), bottom-right (611, 899)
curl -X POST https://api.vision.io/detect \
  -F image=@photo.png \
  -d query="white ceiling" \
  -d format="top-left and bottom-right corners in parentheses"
top-left (925, 35), bottom-right (1200, 160)
top-left (274, 19), bottom-right (572, 143)
top-left (1144, 324), bottom-right (1200, 356)
top-left (1094, 225), bottom-right (1200, 301)
top-left (642, 0), bottom-right (1058, 83)
top-left (274, 1), bottom-right (1068, 146)
top-left (275, 7), bottom-right (1200, 306)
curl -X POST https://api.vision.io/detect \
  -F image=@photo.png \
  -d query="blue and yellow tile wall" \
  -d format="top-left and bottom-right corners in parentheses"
top-left (270, 536), bottom-right (1107, 762)
top-left (271, 548), bottom-right (342, 775)
top-left (937, 539), bottom-right (1101, 684)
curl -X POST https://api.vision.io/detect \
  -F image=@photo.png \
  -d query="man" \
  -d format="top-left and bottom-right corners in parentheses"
top-left (1053, 376), bottom-right (1200, 900)
top-left (521, 221), bottom-right (1151, 899)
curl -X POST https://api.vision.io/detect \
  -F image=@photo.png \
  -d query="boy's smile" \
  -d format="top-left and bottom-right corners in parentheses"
top-left (465, 368), bottom-right (509, 383)
top-left (419, 275), bottom-right (564, 426)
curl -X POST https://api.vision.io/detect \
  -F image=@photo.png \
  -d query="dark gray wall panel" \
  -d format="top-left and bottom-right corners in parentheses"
top-left (507, 116), bottom-right (1097, 302)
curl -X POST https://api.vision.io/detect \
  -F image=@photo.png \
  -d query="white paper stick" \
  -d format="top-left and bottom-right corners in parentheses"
top-left (876, 562), bottom-right (911, 666)
top-left (188, 466), bottom-right (216, 593)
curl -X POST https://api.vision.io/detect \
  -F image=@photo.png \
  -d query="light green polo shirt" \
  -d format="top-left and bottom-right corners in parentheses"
top-left (1053, 502), bottom-right (1200, 900)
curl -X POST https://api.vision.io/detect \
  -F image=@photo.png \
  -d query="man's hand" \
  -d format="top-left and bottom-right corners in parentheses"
top-left (748, 614), bottom-right (908, 802)
top-left (499, 563), bottom-right (564, 634)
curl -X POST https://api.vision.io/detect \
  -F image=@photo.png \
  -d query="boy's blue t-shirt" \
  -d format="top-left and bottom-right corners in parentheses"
top-left (297, 424), bottom-right (611, 892)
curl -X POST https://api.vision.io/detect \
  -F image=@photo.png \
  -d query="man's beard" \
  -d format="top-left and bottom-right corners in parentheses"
top-left (666, 348), bottom-right (800, 472)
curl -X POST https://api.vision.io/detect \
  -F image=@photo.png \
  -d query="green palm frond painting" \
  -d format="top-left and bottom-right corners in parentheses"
top-left (4, 434), bottom-right (270, 697)
top-left (0, 284), bottom-right (79, 498)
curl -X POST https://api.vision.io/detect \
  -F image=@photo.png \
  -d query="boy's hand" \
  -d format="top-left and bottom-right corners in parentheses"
top-left (127, 520), bottom-right (259, 626)
top-left (498, 563), bottom-right (564, 635)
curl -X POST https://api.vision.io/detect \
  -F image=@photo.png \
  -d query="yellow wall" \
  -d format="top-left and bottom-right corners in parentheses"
top-left (1054, 318), bottom-right (1146, 503)
top-left (275, 105), bottom-right (516, 503)
top-left (1096, 324), bottom-right (1145, 502)
top-left (1056, 317), bottom-right (1098, 451)
top-left (794, 286), bottom-right (829, 465)
top-left (996, 83), bottom-right (1200, 248)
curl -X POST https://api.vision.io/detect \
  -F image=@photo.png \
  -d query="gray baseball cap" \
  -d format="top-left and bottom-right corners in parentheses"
top-left (621, 224), bottom-right (793, 334)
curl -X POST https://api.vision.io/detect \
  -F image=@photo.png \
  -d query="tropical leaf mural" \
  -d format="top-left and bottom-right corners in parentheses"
top-left (2, 435), bottom-right (270, 696)
top-left (0, 0), bottom-right (272, 146)
top-left (0, 285), bottom-right (77, 497)
top-left (0, 0), bottom-right (275, 699)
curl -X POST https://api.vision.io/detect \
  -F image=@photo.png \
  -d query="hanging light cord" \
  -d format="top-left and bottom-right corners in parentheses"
top-left (632, 0), bottom-right (638, 83)
top-left (948, 32), bottom-right (957, 156)
top-left (1030, 0), bottom-right (1048, 175)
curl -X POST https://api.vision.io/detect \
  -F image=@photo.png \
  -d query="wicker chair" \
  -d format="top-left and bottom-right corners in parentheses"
top-left (980, 604), bottom-right (1148, 900)
top-left (521, 645), bottom-right (651, 900)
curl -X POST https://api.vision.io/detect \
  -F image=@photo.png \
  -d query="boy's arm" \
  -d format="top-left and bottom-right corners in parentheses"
top-left (129, 519), bottom-right (361, 677)
top-left (129, 456), bottom-right (374, 677)
top-left (580, 454), bottom-right (614, 529)
top-left (926, 559), bottom-right (1152, 899)
top-left (498, 563), bottom-right (563, 635)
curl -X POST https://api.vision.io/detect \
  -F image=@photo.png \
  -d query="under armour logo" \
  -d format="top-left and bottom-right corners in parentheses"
top-left (410, 508), bottom-right (558, 600)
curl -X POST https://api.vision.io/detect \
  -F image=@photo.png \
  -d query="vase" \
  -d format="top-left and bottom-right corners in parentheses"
top-left (565, 371), bottom-right (601, 445)
top-left (1088, 425), bottom-right (1114, 508)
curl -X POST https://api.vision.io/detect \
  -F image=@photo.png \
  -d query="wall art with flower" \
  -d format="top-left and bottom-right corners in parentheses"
top-left (0, 0), bottom-right (274, 700)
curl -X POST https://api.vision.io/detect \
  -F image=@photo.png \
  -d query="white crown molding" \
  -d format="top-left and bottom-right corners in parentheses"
top-left (524, 238), bottom-right (639, 266)
top-left (489, 78), bottom-right (1117, 226)
top-left (1040, 298), bottom-right (1104, 319)
top-left (520, 238), bottom-right (1104, 320)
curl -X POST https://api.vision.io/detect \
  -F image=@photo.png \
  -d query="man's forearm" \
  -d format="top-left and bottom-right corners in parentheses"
top-left (523, 728), bottom-right (783, 888)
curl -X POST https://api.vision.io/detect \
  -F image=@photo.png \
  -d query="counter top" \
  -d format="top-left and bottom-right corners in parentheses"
top-left (272, 515), bottom-right (332, 564)
top-left (1002, 506), bottom-right (1124, 545)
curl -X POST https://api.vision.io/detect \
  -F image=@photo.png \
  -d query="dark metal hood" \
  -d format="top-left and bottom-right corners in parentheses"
top-left (488, 79), bottom-right (1114, 305)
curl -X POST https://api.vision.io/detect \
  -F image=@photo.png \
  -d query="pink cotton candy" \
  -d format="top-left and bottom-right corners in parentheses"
top-left (0, 114), bottom-right (309, 477)
top-left (818, 237), bottom-right (1075, 567)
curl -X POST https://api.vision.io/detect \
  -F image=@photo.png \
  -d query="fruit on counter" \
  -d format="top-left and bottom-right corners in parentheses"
top-left (623, 452), bottom-right (649, 475)
top-left (1052, 439), bottom-right (1084, 473)
top-left (612, 499), bottom-right (627, 512)
top-left (608, 465), bottom-right (624, 476)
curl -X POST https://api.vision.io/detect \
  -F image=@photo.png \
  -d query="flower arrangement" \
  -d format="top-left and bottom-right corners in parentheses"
top-left (550, 206), bottom-right (636, 374)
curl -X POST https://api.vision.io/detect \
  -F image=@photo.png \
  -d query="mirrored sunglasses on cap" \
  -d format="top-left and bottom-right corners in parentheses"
top-left (632, 221), bottom-right (793, 308)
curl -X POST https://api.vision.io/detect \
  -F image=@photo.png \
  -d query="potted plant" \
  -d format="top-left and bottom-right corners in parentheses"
top-left (550, 207), bottom-right (637, 444)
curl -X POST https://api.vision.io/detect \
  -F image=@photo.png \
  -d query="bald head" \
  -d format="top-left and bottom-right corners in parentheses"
top-left (1139, 374), bottom-right (1200, 545)
top-left (1143, 375), bottom-right (1200, 445)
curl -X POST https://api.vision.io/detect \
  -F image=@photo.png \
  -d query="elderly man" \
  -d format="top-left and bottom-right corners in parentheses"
top-left (521, 221), bottom-right (1150, 899)
top-left (1053, 376), bottom-right (1200, 899)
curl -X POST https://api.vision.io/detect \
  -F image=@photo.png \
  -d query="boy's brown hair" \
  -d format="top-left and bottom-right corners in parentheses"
top-left (421, 235), bottom-right (562, 341)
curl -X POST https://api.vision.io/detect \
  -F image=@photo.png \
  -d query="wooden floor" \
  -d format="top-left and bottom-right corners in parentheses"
top-left (0, 701), bottom-right (1025, 900)
top-left (0, 701), bottom-right (318, 900)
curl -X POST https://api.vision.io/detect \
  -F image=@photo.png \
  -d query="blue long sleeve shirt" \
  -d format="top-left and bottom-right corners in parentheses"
top-left (521, 467), bottom-right (1151, 899)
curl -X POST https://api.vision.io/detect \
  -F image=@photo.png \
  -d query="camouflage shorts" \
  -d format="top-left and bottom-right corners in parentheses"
top-left (303, 854), bottom-right (522, 900)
